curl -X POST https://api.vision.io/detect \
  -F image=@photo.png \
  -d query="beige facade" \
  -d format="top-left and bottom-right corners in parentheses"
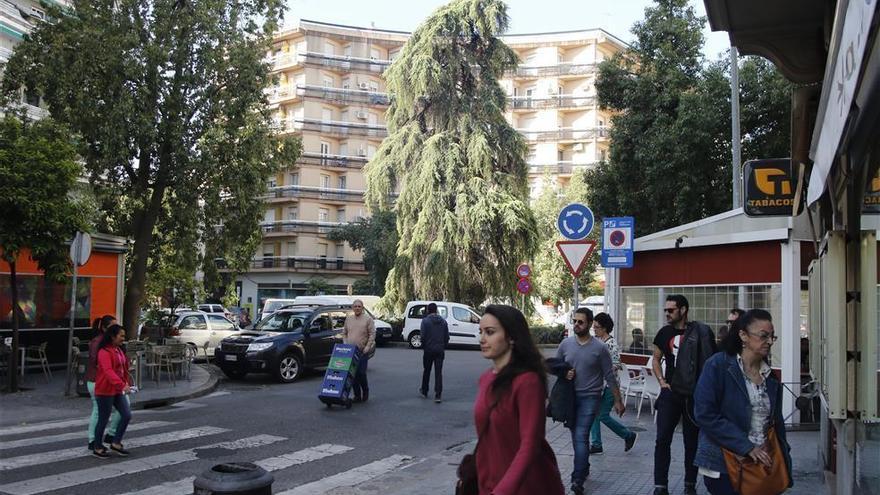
top-left (239, 21), bottom-right (626, 308)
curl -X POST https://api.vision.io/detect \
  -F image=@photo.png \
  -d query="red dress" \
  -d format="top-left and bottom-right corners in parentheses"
top-left (473, 369), bottom-right (565, 495)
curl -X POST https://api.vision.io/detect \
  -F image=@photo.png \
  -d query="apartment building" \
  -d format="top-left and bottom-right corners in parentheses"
top-left (237, 20), bottom-right (626, 314)
top-left (0, 0), bottom-right (64, 118)
top-left (499, 30), bottom-right (626, 197)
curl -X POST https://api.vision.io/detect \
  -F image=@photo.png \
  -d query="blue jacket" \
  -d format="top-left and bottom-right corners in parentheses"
top-left (693, 352), bottom-right (793, 485)
top-left (419, 313), bottom-right (449, 353)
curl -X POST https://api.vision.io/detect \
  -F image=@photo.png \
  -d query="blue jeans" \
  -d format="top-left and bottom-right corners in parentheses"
top-left (570, 391), bottom-right (602, 486)
top-left (87, 381), bottom-right (122, 442)
top-left (94, 394), bottom-right (132, 447)
top-left (590, 387), bottom-right (634, 448)
top-left (352, 355), bottom-right (369, 398)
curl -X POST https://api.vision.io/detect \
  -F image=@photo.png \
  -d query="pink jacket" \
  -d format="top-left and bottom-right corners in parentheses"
top-left (95, 345), bottom-right (129, 396)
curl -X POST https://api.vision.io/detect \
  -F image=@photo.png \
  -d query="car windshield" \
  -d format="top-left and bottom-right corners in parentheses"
top-left (255, 311), bottom-right (311, 332)
top-left (264, 301), bottom-right (292, 314)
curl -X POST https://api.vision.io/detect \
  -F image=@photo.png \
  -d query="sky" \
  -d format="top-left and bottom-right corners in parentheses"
top-left (283, 0), bottom-right (732, 61)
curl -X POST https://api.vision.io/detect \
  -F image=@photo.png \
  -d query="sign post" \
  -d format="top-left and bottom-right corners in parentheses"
top-left (515, 263), bottom-right (532, 310)
top-left (601, 217), bottom-right (635, 268)
top-left (557, 204), bottom-right (595, 311)
top-left (66, 232), bottom-right (91, 396)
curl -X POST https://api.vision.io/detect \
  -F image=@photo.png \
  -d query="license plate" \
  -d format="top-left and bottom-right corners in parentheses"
top-left (224, 354), bottom-right (238, 361)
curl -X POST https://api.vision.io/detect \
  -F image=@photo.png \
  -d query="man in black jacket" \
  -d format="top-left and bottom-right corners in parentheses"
top-left (419, 303), bottom-right (449, 403)
top-left (651, 295), bottom-right (716, 495)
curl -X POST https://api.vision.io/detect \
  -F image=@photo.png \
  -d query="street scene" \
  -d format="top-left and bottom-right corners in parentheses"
top-left (1, 0), bottom-right (879, 494)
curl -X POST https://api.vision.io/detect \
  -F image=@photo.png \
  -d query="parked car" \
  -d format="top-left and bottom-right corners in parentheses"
top-left (137, 307), bottom-right (192, 341)
top-left (197, 304), bottom-right (234, 322)
top-left (401, 301), bottom-right (482, 349)
top-left (279, 299), bottom-right (394, 344)
top-left (215, 304), bottom-right (350, 383)
top-left (166, 311), bottom-right (240, 357)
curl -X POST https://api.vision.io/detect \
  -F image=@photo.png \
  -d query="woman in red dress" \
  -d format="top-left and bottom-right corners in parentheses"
top-left (473, 304), bottom-right (565, 495)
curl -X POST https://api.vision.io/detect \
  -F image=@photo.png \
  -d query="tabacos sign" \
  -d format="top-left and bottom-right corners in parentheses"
top-left (743, 158), bottom-right (802, 217)
top-left (863, 170), bottom-right (880, 213)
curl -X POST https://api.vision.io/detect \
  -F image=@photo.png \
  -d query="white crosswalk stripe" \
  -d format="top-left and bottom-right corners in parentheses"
top-left (0, 418), bottom-right (89, 437)
top-left (0, 434), bottom-right (286, 495)
top-left (0, 421), bottom-right (174, 450)
top-left (117, 443), bottom-right (355, 495)
top-left (276, 454), bottom-right (413, 495)
top-left (0, 426), bottom-right (228, 471)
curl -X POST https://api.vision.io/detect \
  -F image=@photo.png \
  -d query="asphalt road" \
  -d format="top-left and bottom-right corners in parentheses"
top-left (0, 346), bottom-right (491, 495)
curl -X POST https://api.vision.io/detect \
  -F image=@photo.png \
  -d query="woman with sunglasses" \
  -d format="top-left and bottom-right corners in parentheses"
top-left (693, 310), bottom-right (793, 494)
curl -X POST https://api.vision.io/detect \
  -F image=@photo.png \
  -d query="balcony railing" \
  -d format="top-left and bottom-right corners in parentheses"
top-left (300, 52), bottom-right (392, 73)
top-left (508, 95), bottom-right (596, 110)
top-left (298, 85), bottom-right (390, 106)
top-left (528, 161), bottom-right (599, 174)
top-left (266, 84), bottom-right (298, 102)
top-left (517, 127), bottom-right (608, 142)
top-left (297, 152), bottom-right (369, 169)
top-left (506, 63), bottom-right (598, 78)
top-left (265, 185), bottom-right (366, 202)
top-left (261, 220), bottom-right (350, 235)
top-left (292, 118), bottom-right (388, 138)
top-left (244, 256), bottom-right (367, 272)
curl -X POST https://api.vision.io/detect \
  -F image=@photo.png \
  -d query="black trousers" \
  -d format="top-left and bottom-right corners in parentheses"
top-left (654, 388), bottom-right (699, 487)
top-left (420, 351), bottom-right (444, 396)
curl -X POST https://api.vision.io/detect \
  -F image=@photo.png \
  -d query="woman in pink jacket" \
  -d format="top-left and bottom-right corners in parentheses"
top-left (93, 324), bottom-right (132, 459)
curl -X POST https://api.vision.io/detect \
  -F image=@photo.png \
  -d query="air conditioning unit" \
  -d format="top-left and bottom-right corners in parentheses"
top-left (356, 147), bottom-right (368, 157)
top-left (572, 143), bottom-right (584, 151)
top-left (355, 111), bottom-right (369, 120)
top-left (358, 82), bottom-right (369, 90)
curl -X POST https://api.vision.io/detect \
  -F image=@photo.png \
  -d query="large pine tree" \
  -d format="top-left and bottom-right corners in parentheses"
top-left (366, 0), bottom-right (538, 310)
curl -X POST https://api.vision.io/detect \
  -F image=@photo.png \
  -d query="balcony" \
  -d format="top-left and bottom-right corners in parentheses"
top-left (298, 85), bottom-right (390, 106)
top-left (297, 152), bottom-right (369, 169)
top-left (261, 219), bottom-right (349, 235)
top-left (264, 185), bottom-right (366, 203)
top-left (300, 52), bottom-right (392, 74)
top-left (266, 84), bottom-right (299, 104)
top-left (517, 127), bottom-right (608, 142)
top-left (528, 161), bottom-right (599, 175)
top-left (505, 63), bottom-right (598, 78)
top-left (292, 118), bottom-right (388, 138)
top-left (271, 52), bottom-right (301, 69)
top-left (244, 256), bottom-right (367, 272)
top-left (508, 95), bottom-right (597, 110)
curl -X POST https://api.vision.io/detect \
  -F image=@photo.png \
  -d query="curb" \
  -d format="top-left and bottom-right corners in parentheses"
top-left (129, 365), bottom-right (220, 410)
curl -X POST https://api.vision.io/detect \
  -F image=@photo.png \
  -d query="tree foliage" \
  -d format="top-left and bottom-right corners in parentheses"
top-left (531, 172), bottom-right (600, 306)
top-left (327, 210), bottom-right (398, 296)
top-left (587, 0), bottom-right (792, 236)
top-left (366, 0), bottom-right (538, 311)
top-left (0, 115), bottom-right (89, 391)
top-left (1, 0), bottom-right (300, 332)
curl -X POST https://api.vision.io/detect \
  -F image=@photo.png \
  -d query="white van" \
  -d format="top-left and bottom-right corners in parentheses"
top-left (259, 299), bottom-right (298, 322)
top-left (402, 301), bottom-right (482, 349)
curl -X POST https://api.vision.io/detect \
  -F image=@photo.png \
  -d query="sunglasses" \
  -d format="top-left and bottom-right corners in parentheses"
top-left (664, 308), bottom-right (677, 313)
top-left (573, 319), bottom-right (588, 325)
top-left (725, 320), bottom-right (736, 325)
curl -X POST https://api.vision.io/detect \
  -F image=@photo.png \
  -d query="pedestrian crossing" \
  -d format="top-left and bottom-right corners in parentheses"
top-left (0, 402), bottom-right (414, 495)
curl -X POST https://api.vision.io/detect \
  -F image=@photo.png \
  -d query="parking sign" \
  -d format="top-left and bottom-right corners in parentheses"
top-left (601, 217), bottom-right (634, 268)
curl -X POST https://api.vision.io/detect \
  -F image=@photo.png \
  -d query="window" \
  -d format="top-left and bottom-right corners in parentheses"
top-left (336, 208), bottom-right (345, 222)
top-left (30, 7), bottom-right (45, 20)
top-left (335, 243), bottom-right (345, 258)
top-left (342, 78), bottom-right (351, 90)
top-left (287, 241), bottom-right (297, 256)
top-left (179, 315), bottom-right (208, 330)
top-left (320, 175), bottom-right (331, 189)
top-left (320, 142), bottom-right (330, 156)
top-left (338, 176), bottom-right (347, 189)
top-left (407, 305), bottom-right (448, 319)
top-left (311, 313), bottom-right (332, 331)
top-left (267, 177), bottom-right (277, 188)
top-left (289, 172), bottom-right (300, 186)
top-left (452, 307), bottom-right (472, 323)
top-left (324, 42), bottom-right (335, 56)
top-left (208, 315), bottom-right (235, 331)
top-left (287, 207), bottom-right (298, 220)
top-left (330, 311), bottom-right (347, 330)
top-left (322, 77), bottom-right (333, 88)
top-left (319, 208), bottom-right (329, 222)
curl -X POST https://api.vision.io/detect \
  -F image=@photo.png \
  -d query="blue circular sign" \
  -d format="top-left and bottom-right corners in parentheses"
top-left (557, 203), bottom-right (594, 240)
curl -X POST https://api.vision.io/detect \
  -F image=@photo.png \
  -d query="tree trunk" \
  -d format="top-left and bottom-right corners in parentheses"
top-left (8, 260), bottom-right (19, 392)
top-left (122, 183), bottom-right (167, 335)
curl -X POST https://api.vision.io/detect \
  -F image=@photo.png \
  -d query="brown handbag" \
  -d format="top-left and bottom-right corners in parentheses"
top-left (456, 400), bottom-right (497, 495)
top-left (722, 426), bottom-right (790, 495)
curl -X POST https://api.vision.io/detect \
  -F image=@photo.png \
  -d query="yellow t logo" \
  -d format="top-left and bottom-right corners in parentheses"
top-left (755, 169), bottom-right (791, 196)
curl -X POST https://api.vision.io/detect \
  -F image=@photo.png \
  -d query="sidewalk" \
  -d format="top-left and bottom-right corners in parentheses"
top-left (0, 363), bottom-right (219, 427)
top-left (331, 410), bottom-right (825, 495)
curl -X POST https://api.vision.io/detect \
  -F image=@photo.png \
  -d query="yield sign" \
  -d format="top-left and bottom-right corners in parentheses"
top-left (556, 240), bottom-right (597, 277)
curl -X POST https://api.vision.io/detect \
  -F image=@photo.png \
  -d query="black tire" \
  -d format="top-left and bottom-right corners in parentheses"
top-left (408, 331), bottom-right (422, 349)
top-left (275, 352), bottom-right (303, 383)
top-left (222, 368), bottom-right (246, 380)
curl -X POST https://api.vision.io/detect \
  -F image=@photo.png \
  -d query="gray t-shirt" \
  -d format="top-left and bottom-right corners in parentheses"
top-left (555, 336), bottom-right (618, 394)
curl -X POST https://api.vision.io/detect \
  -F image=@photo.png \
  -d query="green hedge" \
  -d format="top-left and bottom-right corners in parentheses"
top-left (530, 324), bottom-right (565, 345)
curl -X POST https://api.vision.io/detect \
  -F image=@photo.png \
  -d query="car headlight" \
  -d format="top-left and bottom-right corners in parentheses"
top-left (247, 342), bottom-right (273, 352)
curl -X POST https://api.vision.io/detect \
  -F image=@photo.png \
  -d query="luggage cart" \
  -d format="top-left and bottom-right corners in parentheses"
top-left (318, 344), bottom-right (361, 409)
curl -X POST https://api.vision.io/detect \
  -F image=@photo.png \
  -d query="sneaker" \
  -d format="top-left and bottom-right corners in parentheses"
top-left (419, 390), bottom-right (427, 399)
top-left (684, 482), bottom-right (697, 495)
top-left (624, 432), bottom-right (638, 452)
top-left (92, 448), bottom-right (110, 459)
top-left (110, 444), bottom-right (130, 457)
top-left (653, 487), bottom-right (669, 495)
top-left (434, 395), bottom-right (442, 403)
top-left (570, 484), bottom-right (584, 495)
top-left (589, 444), bottom-right (603, 455)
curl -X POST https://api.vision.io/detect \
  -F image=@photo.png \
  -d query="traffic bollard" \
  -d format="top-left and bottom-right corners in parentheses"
top-left (193, 462), bottom-right (273, 495)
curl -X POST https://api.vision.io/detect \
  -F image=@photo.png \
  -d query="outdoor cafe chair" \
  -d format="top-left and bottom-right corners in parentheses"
top-left (637, 368), bottom-right (661, 421)
top-left (24, 342), bottom-right (52, 383)
top-left (619, 365), bottom-right (645, 408)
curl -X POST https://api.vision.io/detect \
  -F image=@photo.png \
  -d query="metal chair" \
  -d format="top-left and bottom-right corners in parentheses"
top-left (24, 342), bottom-right (52, 382)
top-left (637, 369), bottom-right (661, 421)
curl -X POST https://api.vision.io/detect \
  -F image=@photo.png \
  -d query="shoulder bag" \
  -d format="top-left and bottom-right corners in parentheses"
top-left (722, 426), bottom-right (789, 495)
top-left (456, 401), bottom-right (495, 495)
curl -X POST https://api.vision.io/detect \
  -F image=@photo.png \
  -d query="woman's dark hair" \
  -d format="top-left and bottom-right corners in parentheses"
top-left (594, 312), bottom-right (614, 335)
top-left (99, 324), bottom-right (125, 350)
top-left (483, 304), bottom-right (547, 400)
top-left (721, 309), bottom-right (773, 355)
top-left (92, 315), bottom-right (116, 334)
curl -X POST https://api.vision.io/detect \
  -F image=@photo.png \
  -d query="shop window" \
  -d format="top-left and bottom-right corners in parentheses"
top-left (0, 275), bottom-right (91, 329)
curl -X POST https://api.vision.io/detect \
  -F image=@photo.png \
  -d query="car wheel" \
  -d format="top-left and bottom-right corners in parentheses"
top-left (222, 368), bottom-right (246, 380)
top-left (408, 331), bottom-right (422, 349)
top-left (276, 352), bottom-right (303, 383)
